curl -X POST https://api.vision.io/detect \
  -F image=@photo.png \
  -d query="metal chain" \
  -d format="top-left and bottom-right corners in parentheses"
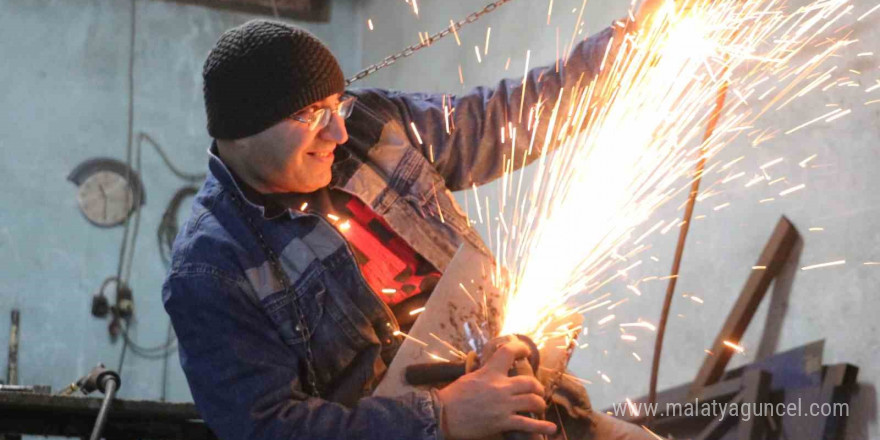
top-left (346, 0), bottom-right (515, 85)
top-left (228, 192), bottom-right (322, 397)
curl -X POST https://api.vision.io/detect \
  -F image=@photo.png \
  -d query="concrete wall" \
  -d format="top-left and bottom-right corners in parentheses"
top-left (0, 0), bottom-right (362, 402)
top-left (357, 0), bottom-right (879, 437)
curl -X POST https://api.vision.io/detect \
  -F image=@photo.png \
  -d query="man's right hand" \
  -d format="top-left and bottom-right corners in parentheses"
top-left (435, 340), bottom-right (558, 440)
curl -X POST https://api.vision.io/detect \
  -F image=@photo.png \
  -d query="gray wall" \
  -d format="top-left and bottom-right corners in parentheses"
top-left (357, 0), bottom-right (879, 437)
top-left (0, 0), bottom-right (363, 402)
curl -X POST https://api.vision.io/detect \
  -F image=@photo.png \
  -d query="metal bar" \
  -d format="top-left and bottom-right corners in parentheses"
top-left (813, 364), bottom-right (859, 440)
top-left (695, 392), bottom-right (744, 440)
top-left (7, 309), bottom-right (19, 385)
top-left (737, 369), bottom-right (771, 440)
top-left (690, 217), bottom-right (799, 396)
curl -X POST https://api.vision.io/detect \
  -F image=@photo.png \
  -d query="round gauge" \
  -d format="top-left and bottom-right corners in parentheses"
top-left (77, 171), bottom-right (135, 227)
top-left (69, 158), bottom-right (146, 228)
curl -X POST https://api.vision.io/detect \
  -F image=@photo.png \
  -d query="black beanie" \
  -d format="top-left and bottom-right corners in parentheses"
top-left (203, 20), bottom-right (345, 140)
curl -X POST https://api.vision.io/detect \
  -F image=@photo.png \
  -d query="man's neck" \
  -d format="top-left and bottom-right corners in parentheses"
top-left (216, 140), bottom-right (278, 195)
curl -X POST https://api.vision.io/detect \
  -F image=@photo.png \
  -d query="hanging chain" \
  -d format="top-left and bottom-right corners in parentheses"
top-left (346, 0), bottom-right (515, 85)
top-left (228, 193), bottom-right (322, 397)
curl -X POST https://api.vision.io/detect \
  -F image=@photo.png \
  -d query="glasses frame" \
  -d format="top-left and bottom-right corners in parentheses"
top-left (289, 94), bottom-right (357, 131)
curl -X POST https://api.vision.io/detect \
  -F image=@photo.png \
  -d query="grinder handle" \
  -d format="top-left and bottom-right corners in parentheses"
top-left (405, 362), bottom-right (467, 386)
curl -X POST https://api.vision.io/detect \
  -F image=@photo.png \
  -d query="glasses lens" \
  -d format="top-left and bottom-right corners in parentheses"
top-left (338, 96), bottom-right (357, 119)
top-left (310, 108), bottom-right (330, 130)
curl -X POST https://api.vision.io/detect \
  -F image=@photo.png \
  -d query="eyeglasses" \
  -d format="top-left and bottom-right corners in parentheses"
top-left (288, 95), bottom-right (357, 131)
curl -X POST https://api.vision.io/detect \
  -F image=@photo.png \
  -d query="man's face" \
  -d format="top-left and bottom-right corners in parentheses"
top-left (244, 93), bottom-right (349, 193)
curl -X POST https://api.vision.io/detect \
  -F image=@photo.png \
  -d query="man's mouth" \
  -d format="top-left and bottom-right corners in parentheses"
top-left (307, 150), bottom-right (335, 161)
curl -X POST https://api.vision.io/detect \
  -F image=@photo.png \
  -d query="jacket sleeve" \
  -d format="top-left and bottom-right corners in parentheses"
top-left (349, 26), bottom-right (616, 191)
top-left (163, 269), bottom-right (442, 440)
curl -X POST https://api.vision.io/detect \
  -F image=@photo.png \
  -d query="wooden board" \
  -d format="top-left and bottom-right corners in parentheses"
top-left (374, 243), bottom-right (583, 397)
top-left (374, 243), bottom-right (503, 398)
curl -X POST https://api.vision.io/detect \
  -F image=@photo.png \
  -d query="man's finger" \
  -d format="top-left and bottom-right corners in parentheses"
top-left (504, 375), bottom-right (544, 396)
top-left (484, 341), bottom-right (531, 374)
top-left (508, 394), bottom-right (548, 414)
top-left (503, 415), bottom-right (558, 435)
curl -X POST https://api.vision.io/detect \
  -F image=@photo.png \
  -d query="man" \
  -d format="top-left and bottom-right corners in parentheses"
top-left (164, 8), bottom-right (660, 440)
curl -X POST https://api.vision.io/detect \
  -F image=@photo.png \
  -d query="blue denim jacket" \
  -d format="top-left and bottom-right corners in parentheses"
top-left (163, 27), bottom-right (613, 440)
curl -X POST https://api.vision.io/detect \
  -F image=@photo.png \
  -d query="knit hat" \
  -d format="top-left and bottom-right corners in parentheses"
top-left (203, 20), bottom-right (345, 139)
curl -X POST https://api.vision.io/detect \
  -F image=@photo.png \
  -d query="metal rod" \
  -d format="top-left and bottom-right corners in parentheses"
top-left (7, 309), bottom-right (19, 385)
top-left (648, 79), bottom-right (730, 413)
top-left (89, 379), bottom-right (118, 440)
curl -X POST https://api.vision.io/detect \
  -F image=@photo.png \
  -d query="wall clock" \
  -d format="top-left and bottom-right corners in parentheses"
top-left (68, 158), bottom-right (146, 228)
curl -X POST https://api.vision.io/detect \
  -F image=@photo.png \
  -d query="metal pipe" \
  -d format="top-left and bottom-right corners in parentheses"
top-left (89, 378), bottom-right (118, 440)
top-left (7, 309), bottom-right (19, 385)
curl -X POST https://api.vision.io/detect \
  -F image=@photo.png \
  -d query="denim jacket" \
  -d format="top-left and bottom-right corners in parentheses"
top-left (163, 27), bottom-right (613, 440)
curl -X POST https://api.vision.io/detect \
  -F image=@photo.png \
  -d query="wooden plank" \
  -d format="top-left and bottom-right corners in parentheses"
top-left (690, 216), bottom-right (800, 396)
top-left (373, 243), bottom-right (502, 398)
top-left (156, 0), bottom-right (330, 22)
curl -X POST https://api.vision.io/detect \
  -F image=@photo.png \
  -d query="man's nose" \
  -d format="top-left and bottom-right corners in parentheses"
top-left (320, 113), bottom-right (349, 145)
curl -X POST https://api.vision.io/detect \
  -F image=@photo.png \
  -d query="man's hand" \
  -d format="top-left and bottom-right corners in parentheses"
top-left (435, 341), bottom-right (557, 440)
top-left (634, 0), bottom-right (668, 29)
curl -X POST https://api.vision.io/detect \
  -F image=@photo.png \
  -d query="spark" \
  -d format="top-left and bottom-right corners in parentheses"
top-left (620, 321), bottom-right (657, 331)
top-left (300, 202), bottom-right (308, 211)
top-left (411, 0), bottom-right (419, 17)
top-left (759, 198), bottom-right (775, 203)
top-left (785, 109), bottom-right (843, 134)
top-left (458, 65), bottom-right (464, 85)
top-left (601, 373), bottom-right (612, 383)
top-left (450, 20), bottom-right (461, 46)
top-left (326, 213), bottom-right (340, 222)
top-left (381, 288), bottom-right (396, 294)
top-left (393, 330), bottom-right (428, 347)
top-left (632, 352), bottom-right (642, 361)
top-left (809, 227), bottom-right (824, 231)
top-left (427, 352), bottom-right (451, 362)
top-left (409, 307), bottom-right (426, 316)
top-left (723, 340), bottom-right (745, 353)
top-left (714, 202), bottom-right (730, 211)
top-left (597, 314), bottom-right (616, 325)
top-left (864, 262), bottom-right (880, 266)
top-left (799, 154), bottom-right (817, 167)
top-left (627, 285), bottom-right (642, 296)
top-left (802, 260), bottom-right (846, 270)
top-left (626, 398), bottom-right (639, 415)
top-left (367, 19), bottom-right (374, 31)
top-left (689, 296), bottom-right (704, 304)
top-left (338, 220), bottom-right (351, 232)
top-left (484, 27), bottom-right (492, 55)
top-left (858, 3), bottom-right (880, 21)
top-left (752, 265), bottom-right (766, 270)
top-left (779, 184), bottom-right (805, 196)
top-left (490, 0), bottom-right (860, 347)
top-left (410, 122), bottom-right (424, 145)
top-left (760, 157), bottom-right (784, 170)
top-left (621, 334), bottom-right (637, 342)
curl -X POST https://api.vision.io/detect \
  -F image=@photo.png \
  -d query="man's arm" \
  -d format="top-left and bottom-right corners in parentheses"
top-left (350, 26), bottom-right (616, 192)
top-left (163, 268), bottom-right (441, 440)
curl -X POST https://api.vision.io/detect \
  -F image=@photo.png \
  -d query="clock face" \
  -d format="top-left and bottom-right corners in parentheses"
top-left (76, 171), bottom-right (136, 227)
